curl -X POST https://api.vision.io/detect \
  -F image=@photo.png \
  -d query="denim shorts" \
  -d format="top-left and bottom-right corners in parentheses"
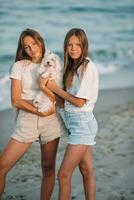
top-left (64, 111), bottom-right (98, 145)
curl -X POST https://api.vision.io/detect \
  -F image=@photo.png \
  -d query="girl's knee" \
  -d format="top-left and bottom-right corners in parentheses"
top-left (79, 163), bottom-right (94, 178)
top-left (57, 168), bottom-right (70, 182)
top-left (41, 161), bottom-right (55, 177)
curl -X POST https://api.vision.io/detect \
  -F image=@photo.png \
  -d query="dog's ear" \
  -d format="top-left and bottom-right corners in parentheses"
top-left (46, 50), bottom-right (52, 55)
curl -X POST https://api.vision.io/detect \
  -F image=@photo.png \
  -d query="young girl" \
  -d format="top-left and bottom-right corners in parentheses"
top-left (44, 28), bottom-right (99, 200)
top-left (0, 28), bottom-right (63, 200)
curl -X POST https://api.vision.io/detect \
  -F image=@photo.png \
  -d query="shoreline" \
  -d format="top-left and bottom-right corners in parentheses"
top-left (0, 87), bottom-right (134, 200)
top-left (0, 86), bottom-right (134, 113)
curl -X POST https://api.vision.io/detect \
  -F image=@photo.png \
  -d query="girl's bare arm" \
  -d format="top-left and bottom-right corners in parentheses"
top-left (11, 79), bottom-right (55, 116)
top-left (47, 80), bottom-right (86, 107)
top-left (38, 77), bottom-right (56, 103)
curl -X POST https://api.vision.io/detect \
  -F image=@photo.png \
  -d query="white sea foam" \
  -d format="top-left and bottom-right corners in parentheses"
top-left (0, 74), bottom-right (9, 85)
top-left (96, 63), bottom-right (121, 75)
top-left (0, 74), bottom-right (11, 110)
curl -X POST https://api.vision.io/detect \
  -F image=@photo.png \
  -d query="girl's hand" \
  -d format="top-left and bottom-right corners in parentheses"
top-left (38, 77), bottom-right (49, 91)
top-left (38, 104), bottom-right (56, 117)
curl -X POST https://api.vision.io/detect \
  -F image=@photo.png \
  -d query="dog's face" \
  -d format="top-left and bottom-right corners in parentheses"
top-left (42, 52), bottom-right (57, 68)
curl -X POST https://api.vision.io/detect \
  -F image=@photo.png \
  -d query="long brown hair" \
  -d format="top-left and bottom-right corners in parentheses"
top-left (15, 28), bottom-right (45, 62)
top-left (12, 29), bottom-right (45, 120)
top-left (63, 28), bottom-right (89, 90)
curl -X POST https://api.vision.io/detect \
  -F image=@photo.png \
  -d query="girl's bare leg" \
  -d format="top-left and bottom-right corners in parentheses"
top-left (0, 138), bottom-right (32, 199)
top-left (40, 138), bottom-right (59, 200)
top-left (58, 144), bottom-right (89, 200)
top-left (79, 146), bottom-right (96, 200)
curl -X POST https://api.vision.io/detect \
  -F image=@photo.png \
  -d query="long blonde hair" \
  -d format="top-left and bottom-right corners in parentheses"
top-left (63, 28), bottom-right (89, 90)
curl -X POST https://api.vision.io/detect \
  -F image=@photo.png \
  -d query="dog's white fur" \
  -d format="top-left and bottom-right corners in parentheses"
top-left (33, 51), bottom-right (62, 112)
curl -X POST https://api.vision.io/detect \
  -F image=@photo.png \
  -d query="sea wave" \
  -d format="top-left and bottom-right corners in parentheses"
top-left (0, 0), bottom-right (134, 110)
top-left (0, 74), bottom-right (9, 85)
top-left (96, 63), bottom-right (121, 74)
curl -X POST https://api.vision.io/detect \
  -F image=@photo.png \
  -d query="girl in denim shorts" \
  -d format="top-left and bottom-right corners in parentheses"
top-left (0, 29), bottom-right (63, 200)
top-left (44, 28), bottom-right (99, 200)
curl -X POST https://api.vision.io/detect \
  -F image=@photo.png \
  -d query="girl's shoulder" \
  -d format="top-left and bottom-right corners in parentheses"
top-left (12, 60), bottom-right (32, 71)
top-left (86, 57), bottom-right (96, 67)
top-left (86, 57), bottom-right (98, 73)
top-left (10, 60), bottom-right (32, 76)
top-left (14, 59), bottom-right (31, 67)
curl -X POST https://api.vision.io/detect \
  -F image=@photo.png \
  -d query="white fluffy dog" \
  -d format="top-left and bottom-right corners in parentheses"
top-left (33, 51), bottom-right (62, 112)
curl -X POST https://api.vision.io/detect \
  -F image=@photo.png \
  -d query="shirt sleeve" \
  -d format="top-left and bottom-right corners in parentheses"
top-left (75, 61), bottom-right (99, 101)
top-left (9, 61), bottom-right (22, 80)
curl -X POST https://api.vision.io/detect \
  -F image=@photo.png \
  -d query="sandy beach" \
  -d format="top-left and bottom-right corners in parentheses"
top-left (0, 87), bottom-right (134, 200)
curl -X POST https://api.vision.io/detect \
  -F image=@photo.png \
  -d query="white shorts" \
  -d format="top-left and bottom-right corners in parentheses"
top-left (11, 110), bottom-right (63, 144)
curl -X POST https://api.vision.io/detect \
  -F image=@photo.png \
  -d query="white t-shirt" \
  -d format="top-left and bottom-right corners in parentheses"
top-left (64, 58), bottom-right (99, 112)
top-left (9, 60), bottom-right (40, 100)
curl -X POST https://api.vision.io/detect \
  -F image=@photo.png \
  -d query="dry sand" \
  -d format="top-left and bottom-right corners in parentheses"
top-left (0, 87), bottom-right (134, 200)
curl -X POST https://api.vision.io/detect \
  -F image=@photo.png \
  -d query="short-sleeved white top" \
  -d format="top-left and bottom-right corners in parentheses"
top-left (64, 58), bottom-right (99, 112)
top-left (9, 60), bottom-right (40, 100)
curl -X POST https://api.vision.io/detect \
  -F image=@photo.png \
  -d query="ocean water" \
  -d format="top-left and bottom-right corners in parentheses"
top-left (0, 0), bottom-right (134, 111)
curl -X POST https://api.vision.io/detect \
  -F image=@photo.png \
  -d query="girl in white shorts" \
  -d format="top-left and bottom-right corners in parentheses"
top-left (0, 28), bottom-right (63, 200)
top-left (42, 28), bottom-right (99, 200)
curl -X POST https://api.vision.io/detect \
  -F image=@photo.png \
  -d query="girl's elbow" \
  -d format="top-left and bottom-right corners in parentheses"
top-left (12, 99), bottom-right (21, 108)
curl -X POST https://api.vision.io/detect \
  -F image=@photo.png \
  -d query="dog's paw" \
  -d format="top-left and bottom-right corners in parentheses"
top-left (33, 100), bottom-right (39, 107)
